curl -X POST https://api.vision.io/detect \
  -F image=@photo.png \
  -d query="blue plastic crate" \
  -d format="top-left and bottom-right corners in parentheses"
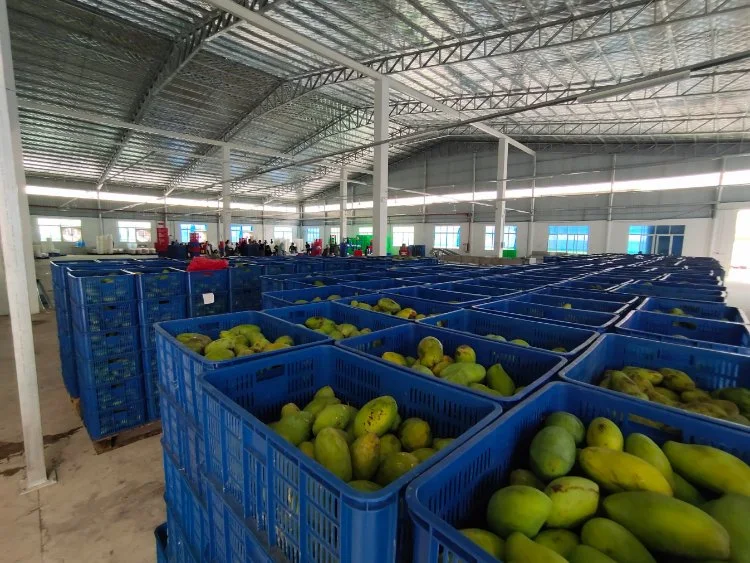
top-left (405, 381), bottom-right (750, 563)
top-left (160, 391), bottom-right (205, 495)
top-left (76, 353), bottom-right (141, 387)
top-left (292, 259), bottom-right (326, 273)
top-left (661, 272), bottom-right (723, 285)
top-left (386, 286), bottom-right (491, 305)
top-left (164, 449), bottom-right (209, 563)
top-left (475, 299), bottom-right (620, 331)
top-left (342, 278), bottom-right (424, 292)
top-left (71, 300), bottom-right (139, 333)
top-left (556, 279), bottom-right (625, 291)
top-left (560, 333), bottom-right (750, 431)
top-left (67, 269), bottom-right (135, 306)
top-left (419, 309), bottom-right (598, 359)
top-left (73, 325), bottom-right (139, 362)
top-left (60, 350), bottom-right (78, 398)
top-left (259, 272), bottom-right (303, 293)
top-left (337, 293), bottom-right (463, 319)
top-left (512, 292), bottom-right (630, 314)
top-left (469, 277), bottom-right (549, 291)
top-left (143, 348), bottom-right (159, 420)
top-left (204, 477), bottom-right (278, 563)
top-left (201, 346), bottom-right (501, 563)
top-left (154, 311), bottom-right (331, 424)
top-left (430, 282), bottom-right (522, 299)
top-left (405, 274), bottom-right (473, 285)
top-left (637, 296), bottom-right (749, 323)
top-left (339, 323), bottom-right (566, 405)
top-left (264, 300), bottom-right (410, 338)
top-left (261, 284), bottom-right (362, 309)
top-left (187, 269), bottom-right (229, 296)
top-left (229, 288), bottom-right (262, 312)
top-left (616, 281), bottom-right (727, 302)
top-left (155, 523), bottom-right (167, 563)
top-left (79, 375), bottom-right (144, 412)
top-left (615, 310), bottom-right (750, 354)
top-left (282, 274), bottom-right (348, 290)
top-left (228, 262), bottom-right (263, 290)
top-left (138, 296), bottom-right (188, 349)
top-left (188, 291), bottom-right (229, 318)
top-left (126, 267), bottom-right (186, 300)
top-left (533, 286), bottom-right (640, 305)
top-left (81, 395), bottom-right (145, 440)
top-left (260, 261), bottom-right (297, 277)
top-left (650, 278), bottom-right (727, 291)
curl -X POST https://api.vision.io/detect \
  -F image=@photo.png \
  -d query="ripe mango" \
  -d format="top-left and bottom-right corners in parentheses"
top-left (505, 532), bottom-right (567, 563)
top-left (298, 441), bottom-right (315, 459)
top-left (486, 485), bottom-right (552, 538)
top-left (395, 307), bottom-right (416, 319)
top-left (432, 359), bottom-right (452, 376)
top-left (204, 338), bottom-right (235, 355)
top-left (544, 411), bottom-right (585, 445)
top-left (702, 494), bottom-right (750, 563)
top-left (529, 426), bottom-right (576, 481)
top-left (398, 418), bottom-right (432, 451)
top-left (312, 404), bottom-right (352, 436)
top-left (432, 438), bottom-right (453, 451)
top-left (622, 366), bottom-right (663, 385)
top-left (579, 447), bottom-right (673, 495)
top-left (647, 387), bottom-right (681, 407)
top-left (353, 396), bottom-right (398, 437)
top-left (412, 364), bottom-right (434, 376)
top-left (377, 297), bottom-right (401, 314)
top-left (671, 472), bottom-right (705, 505)
top-left (379, 433), bottom-right (402, 461)
top-left (568, 545), bottom-right (617, 563)
top-left (412, 447), bottom-right (436, 462)
top-left (486, 363), bottom-right (515, 396)
top-left (454, 345), bottom-right (476, 363)
top-left (273, 411), bottom-right (313, 446)
top-left (460, 529), bottom-right (504, 559)
top-left (439, 362), bottom-right (485, 384)
top-left (534, 529), bottom-right (579, 558)
top-left (314, 428), bottom-right (352, 482)
top-left (468, 383), bottom-right (503, 396)
top-left (603, 491), bottom-right (731, 560)
top-left (350, 433), bottom-right (380, 481)
top-left (376, 452), bottom-right (418, 486)
top-left (681, 389), bottom-right (711, 402)
top-left (417, 336), bottom-right (443, 368)
top-left (713, 387), bottom-right (750, 415)
top-left (303, 396), bottom-right (340, 417)
top-left (509, 469), bottom-right (544, 490)
top-left (659, 367), bottom-right (696, 392)
top-left (545, 476), bottom-right (599, 529)
top-left (586, 417), bottom-right (624, 451)
top-left (275, 335), bottom-right (294, 346)
top-left (382, 351), bottom-right (408, 366)
top-left (348, 480), bottom-right (381, 492)
top-left (625, 433), bottom-right (674, 487)
top-left (663, 441), bottom-right (750, 496)
top-left (609, 371), bottom-right (648, 399)
top-left (280, 403), bottom-right (300, 417)
top-left (581, 518), bottom-right (656, 563)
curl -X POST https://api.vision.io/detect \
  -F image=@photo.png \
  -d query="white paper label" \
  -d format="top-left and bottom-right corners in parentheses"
top-left (203, 292), bottom-right (215, 305)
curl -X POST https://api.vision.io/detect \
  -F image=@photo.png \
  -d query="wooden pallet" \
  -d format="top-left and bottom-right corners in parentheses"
top-left (70, 397), bottom-right (162, 454)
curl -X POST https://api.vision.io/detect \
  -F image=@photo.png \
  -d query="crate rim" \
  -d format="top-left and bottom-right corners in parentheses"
top-left (200, 345), bottom-right (503, 510)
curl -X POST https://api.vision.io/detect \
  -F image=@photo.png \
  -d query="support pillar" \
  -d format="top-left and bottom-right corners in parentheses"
top-left (221, 146), bottom-right (232, 244)
top-left (605, 155), bottom-right (616, 253)
top-left (526, 156), bottom-right (536, 258)
top-left (372, 79), bottom-right (389, 256)
top-left (340, 167), bottom-right (348, 242)
top-left (708, 157), bottom-right (726, 258)
top-left (0, 0), bottom-right (51, 491)
top-left (495, 139), bottom-right (508, 258)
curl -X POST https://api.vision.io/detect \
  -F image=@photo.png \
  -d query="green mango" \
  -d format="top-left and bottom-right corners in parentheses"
top-left (702, 494), bottom-right (750, 563)
top-left (534, 529), bottom-right (579, 558)
top-left (348, 480), bottom-right (381, 492)
top-left (505, 532), bottom-right (567, 562)
top-left (376, 452), bottom-right (418, 486)
top-left (486, 485), bottom-right (552, 538)
top-left (440, 362), bottom-right (486, 384)
top-left (312, 404), bottom-right (352, 436)
top-left (460, 528), bottom-right (504, 559)
top-left (568, 545), bottom-right (618, 563)
top-left (314, 428), bottom-right (352, 482)
top-left (352, 396), bottom-right (398, 437)
top-left (544, 412), bottom-right (585, 445)
top-left (411, 447), bottom-right (436, 462)
top-left (509, 469), bottom-right (544, 490)
top-left (379, 433), bottom-right (401, 461)
top-left (350, 433), bottom-right (380, 481)
top-left (398, 418), bottom-right (432, 451)
top-left (204, 348), bottom-right (235, 361)
top-left (486, 363), bottom-right (515, 396)
top-left (303, 396), bottom-right (341, 417)
top-left (530, 426), bottom-right (576, 480)
top-left (580, 518), bottom-right (656, 563)
top-left (272, 411), bottom-right (313, 446)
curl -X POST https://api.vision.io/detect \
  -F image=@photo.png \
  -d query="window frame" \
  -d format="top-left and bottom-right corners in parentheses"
top-left (547, 225), bottom-right (590, 254)
top-left (392, 225), bottom-right (415, 247)
top-left (37, 218), bottom-right (82, 243)
top-left (627, 224), bottom-right (685, 256)
top-left (179, 223), bottom-right (208, 243)
top-left (484, 225), bottom-right (518, 251)
top-left (305, 227), bottom-right (321, 244)
top-left (358, 226), bottom-right (373, 236)
top-left (117, 220), bottom-right (152, 244)
top-left (433, 225), bottom-right (461, 249)
top-left (329, 226), bottom-right (340, 243)
top-left (273, 226), bottom-right (294, 241)
top-left (229, 224), bottom-right (254, 243)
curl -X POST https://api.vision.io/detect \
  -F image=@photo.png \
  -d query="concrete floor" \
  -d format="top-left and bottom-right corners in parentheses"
top-left (0, 263), bottom-right (747, 562)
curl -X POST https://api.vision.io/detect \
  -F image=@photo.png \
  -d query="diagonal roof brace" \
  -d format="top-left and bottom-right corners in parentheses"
top-left (202, 0), bottom-right (535, 156)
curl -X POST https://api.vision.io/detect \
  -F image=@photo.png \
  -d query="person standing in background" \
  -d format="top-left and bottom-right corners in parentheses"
top-left (218, 239), bottom-right (225, 257)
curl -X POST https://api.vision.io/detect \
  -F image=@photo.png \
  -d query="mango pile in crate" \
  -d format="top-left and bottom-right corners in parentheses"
top-left (598, 365), bottom-right (750, 426)
top-left (268, 386), bottom-right (456, 491)
top-left (175, 322), bottom-right (295, 360)
top-left (449, 410), bottom-right (749, 562)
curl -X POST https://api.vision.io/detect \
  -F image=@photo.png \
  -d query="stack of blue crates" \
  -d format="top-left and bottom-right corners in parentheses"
top-left (228, 261), bottom-right (262, 311)
top-left (129, 266), bottom-right (187, 421)
top-left (187, 269), bottom-right (229, 317)
top-left (67, 268), bottom-right (145, 439)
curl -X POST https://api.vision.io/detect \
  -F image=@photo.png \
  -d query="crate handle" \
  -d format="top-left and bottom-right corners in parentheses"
top-left (104, 331), bottom-right (121, 337)
top-left (158, 299), bottom-right (170, 305)
top-left (672, 320), bottom-right (698, 331)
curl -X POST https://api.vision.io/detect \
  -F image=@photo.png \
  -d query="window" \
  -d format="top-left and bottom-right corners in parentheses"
top-left (273, 226), bottom-right (293, 241)
top-left (547, 225), bottom-right (589, 254)
top-left (627, 225), bottom-right (685, 256)
top-left (329, 226), bottom-right (340, 243)
top-left (484, 225), bottom-right (518, 251)
top-left (358, 226), bottom-right (373, 236)
top-left (117, 220), bottom-right (151, 244)
top-left (230, 224), bottom-right (253, 243)
top-left (392, 225), bottom-right (414, 247)
top-left (434, 225), bottom-right (461, 249)
top-left (38, 218), bottom-right (82, 243)
top-left (179, 223), bottom-right (207, 243)
top-left (305, 227), bottom-right (321, 244)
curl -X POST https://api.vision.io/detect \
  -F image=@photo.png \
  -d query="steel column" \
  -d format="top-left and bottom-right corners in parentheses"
top-left (495, 139), bottom-right (509, 258)
top-left (222, 146), bottom-right (232, 244)
top-left (708, 157), bottom-right (726, 257)
top-left (373, 79), bottom-right (389, 256)
top-left (605, 154), bottom-right (616, 252)
top-left (339, 167), bottom-right (348, 242)
top-left (526, 155), bottom-right (536, 258)
top-left (0, 0), bottom-right (52, 491)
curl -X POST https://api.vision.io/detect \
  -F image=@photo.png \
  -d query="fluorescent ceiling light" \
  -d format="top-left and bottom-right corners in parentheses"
top-left (723, 169), bottom-right (750, 186)
top-left (576, 70), bottom-right (692, 103)
top-left (614, 173), bottom-right (720, 192)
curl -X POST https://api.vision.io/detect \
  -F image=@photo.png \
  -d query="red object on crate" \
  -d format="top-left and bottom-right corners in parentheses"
top-left (187, 256), bottom-right (228, 271)
top-left (155, 225), bottom-right (169, 252)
